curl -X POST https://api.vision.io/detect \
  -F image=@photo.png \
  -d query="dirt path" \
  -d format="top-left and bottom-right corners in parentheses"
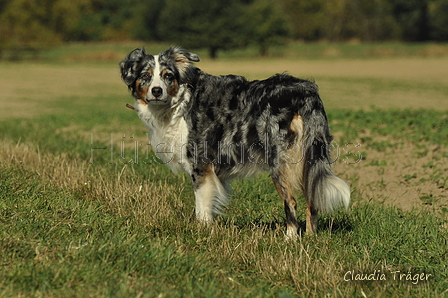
top-left (201, 57), bottom-right (448, 84)
top-left (334, 138), bottom-right (448, 216)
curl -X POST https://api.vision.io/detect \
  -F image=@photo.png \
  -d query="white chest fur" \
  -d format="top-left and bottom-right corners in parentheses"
top-left (137, 103), bottom-right (190, 175)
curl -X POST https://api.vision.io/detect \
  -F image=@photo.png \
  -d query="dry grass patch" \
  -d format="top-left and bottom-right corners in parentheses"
top-left (0, 63), bottom-right (125, 119)
top-left (0, 139), bottom-right (183, 223)
top-left (0, 140), bottom-right (350, 296)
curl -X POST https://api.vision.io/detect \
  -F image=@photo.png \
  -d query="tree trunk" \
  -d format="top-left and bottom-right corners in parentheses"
top-left (209, 46), bottom-right (218, 59)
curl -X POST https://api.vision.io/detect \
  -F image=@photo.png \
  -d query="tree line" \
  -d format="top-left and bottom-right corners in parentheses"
top-left (1, 0), bottom-right (447, 58)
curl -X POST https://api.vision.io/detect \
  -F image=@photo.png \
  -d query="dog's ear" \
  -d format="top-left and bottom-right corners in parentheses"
top-left (171, 47), bottom-right (200, 64)
top-left (119, 48), bottom-right (148, 87)
top-left (162, 47), bottom-right (200, 79)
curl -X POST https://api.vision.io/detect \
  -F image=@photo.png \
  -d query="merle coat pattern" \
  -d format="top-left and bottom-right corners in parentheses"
top-left (120, 47), bottom-right (350, 237)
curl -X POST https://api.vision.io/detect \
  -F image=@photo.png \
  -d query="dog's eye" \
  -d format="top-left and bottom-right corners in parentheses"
top-left (140, 73), bottom-right (152, 81)
top-left (164, 73), bottom-right (174, 81)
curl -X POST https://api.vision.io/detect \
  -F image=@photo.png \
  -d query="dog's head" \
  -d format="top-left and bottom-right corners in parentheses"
top-left (120, 47), bottom-right (200, 106)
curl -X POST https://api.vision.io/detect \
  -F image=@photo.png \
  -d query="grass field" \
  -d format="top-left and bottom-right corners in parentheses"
top-left (0, 42), bottom-right (447, 297)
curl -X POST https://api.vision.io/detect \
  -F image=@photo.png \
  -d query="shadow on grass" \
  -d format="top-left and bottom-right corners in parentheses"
top-left (319, 215), bottom-right (354, 234)
top-left (219, 212), bottom-right (353, 236)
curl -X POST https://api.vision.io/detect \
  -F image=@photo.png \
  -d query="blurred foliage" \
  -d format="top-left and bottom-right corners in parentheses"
top-left (429, 0), bottom-right (448, 41)
top-left (1, 0), bottom-right (448, 59)
top-left (158, 0), bottom-right (247, 59)
top-left (247, 0), bottom-right (290, 56)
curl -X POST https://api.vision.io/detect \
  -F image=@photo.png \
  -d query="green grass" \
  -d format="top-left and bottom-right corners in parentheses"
top-left (1, 106), bottom-right (447, 297)
top-left (1, 43), bottom-right (448, 297)
top-left (0, 150), bottom-right (447, 297)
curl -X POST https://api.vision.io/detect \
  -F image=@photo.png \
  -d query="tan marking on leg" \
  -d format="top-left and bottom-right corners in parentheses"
top-left (306, 202), bottom-right (318, 235)
top-left (272, 174), bottom-right (299, 239)
top-left (283, 114), bottom-right (305, 190)
top-left (290, 113), bottom-right (304, 135)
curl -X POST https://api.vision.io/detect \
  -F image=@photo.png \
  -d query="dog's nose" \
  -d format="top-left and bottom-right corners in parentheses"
top-left (151, 87), bottom-right (163, 98)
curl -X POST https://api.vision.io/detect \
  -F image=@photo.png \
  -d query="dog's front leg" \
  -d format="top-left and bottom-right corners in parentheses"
top-left (194, 180), bottom-right (215, 223)
top-left (190, 163), bottom-right (229, 224)
top-left (190, 165), bottom-right (222, 223)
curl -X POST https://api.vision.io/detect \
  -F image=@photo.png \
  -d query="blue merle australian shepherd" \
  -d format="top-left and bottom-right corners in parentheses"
top-left (119, 47), bottom-right (350, 238)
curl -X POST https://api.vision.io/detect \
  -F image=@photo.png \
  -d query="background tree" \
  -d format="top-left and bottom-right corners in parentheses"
top-left (428, 0), bottom-right (448, 41)
top-left (130, 0), bottom-right (166, 41)
top-left (246, 0), bottom-right (290, 56)
top-left (158, 0), bottom-right (247, 59)
top-left (390, 0), bottom-right (430, 41)
top-left (0, 0), bottom-right (61, 54)
top-left (347, 0), bottom-right (401, 41)
top-left (69, 0), bottom-right (134, 41)
top-left (279, 0), bottom-right (326, 40)
top-left (2, 0), bottom-right (448, 61)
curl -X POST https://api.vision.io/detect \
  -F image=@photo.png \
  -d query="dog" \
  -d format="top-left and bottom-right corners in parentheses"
top-left (119, 47), bottom-right (350, 237)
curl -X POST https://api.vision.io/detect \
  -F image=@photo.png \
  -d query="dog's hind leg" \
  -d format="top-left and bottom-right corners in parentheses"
top-left (272, 174), bottom-right (300, 239)
top-left (306, 202), bottom-right (318, 235)
top-left (271, 114), bottom-right (305, 238)
top-left (191, 164), bottom-right (228, 223)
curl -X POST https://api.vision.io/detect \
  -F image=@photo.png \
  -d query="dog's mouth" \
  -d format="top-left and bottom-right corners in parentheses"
top-left (139, 97), bottom-right (167, 105)
top-left (147, 98), bottom-right (165, 103)
top-left (147, 98), bottom-right (168, 105)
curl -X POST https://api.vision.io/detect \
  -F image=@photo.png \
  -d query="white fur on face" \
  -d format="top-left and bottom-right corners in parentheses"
top-left (146, 55), bottom-right (168, 103)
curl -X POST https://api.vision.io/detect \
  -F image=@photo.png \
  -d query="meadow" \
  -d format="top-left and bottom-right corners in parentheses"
top-left (0, 42), bottom-right (447, 297)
